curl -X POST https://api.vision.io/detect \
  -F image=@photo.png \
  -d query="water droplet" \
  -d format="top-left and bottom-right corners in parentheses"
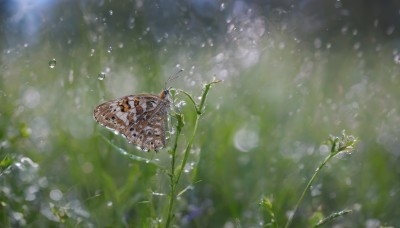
top-left (207, 38), bottom-right (214, 47)
top-left (22, 88), bottom-right (41, 108)
top-left (175, 101), bottom-right (186, 109)
top-left (366, 219), bottom-right (381, 228)
top-left (373, 19), bottom-right (379, 28)
top-left (48, 59), bottom-right (56, 69)
top-left (109, 10), bottom-right (113, 16)
top-left (310, 184), bottom-right (322, 197)
top-left (107, 46), bottom-right (112, 53)
top-left (128, 18), bottom-right (135, 29)
top-left (234, 126), bottom-right (259, 152)
top-left (38, 177), bottom-right (48, 188)
top-left (220, 3), bottom-right (225, 11)
top-left (314, 38), bottom-right (322, 49)
top-left (152, 192), bottom-right (165, 196)
top-left (326, 43), bottom-right (332, 49)
top-left (12, 212), bottom-right (25, 225)
top-left (169, 127), bottom-right (176, 135)
top-left (107, 201), bottom-right (113, 206)
top-left (386, 25), bottom-right (395, 35)
top-left (394, 55), bottom-right (400, 64)
top-left (98, 72), bottom-right (106, 80)
top-left (50, 189), bottom-right (63, 201)
top-left (353, 42), bottom-right (361, 50)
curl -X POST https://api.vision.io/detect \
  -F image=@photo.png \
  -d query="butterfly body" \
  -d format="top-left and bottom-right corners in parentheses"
top-left (93, 90), bottom-right (170, 151)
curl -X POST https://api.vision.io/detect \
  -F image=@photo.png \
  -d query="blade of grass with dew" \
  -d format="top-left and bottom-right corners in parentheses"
top-left (314, 209), bottom-right (352, 227)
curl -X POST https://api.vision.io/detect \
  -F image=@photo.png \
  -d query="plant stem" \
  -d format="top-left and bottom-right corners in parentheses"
top-left (175, 114), bottom-right (199, 186)
top-left (165, 80), bottom-right (220, 228)
top-left (284, 154), bottom-right (334, 228)
top-left (165, 113), bottom-right (183, 228)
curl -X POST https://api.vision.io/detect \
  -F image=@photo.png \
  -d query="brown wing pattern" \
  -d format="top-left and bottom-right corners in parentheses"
top-left (93, 93), bottom-right (170, 151)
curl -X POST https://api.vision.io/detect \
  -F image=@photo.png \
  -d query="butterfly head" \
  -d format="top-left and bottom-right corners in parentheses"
top-left (159, 89), bottom-right (169, 99)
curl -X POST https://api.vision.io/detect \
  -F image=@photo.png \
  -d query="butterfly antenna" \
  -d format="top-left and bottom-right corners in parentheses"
top-left (165, 68), bottom-right (184, 89)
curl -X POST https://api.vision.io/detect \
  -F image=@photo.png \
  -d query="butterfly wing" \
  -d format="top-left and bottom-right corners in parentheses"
top-left (93, 94), bottom-right (169, 151)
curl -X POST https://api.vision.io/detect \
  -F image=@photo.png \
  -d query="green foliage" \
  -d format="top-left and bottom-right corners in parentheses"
top-left (165, 80), bottom-right (221, 227)
top-left (1, 3), bottom-right (400, 226)
top-left (284, 131), bottom-right (358, 228)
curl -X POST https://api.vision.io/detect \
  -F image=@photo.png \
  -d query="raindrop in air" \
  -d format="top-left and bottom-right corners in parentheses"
top-left (48, 59), bottom-right (56, 69)
top-left (394, 55), bottom-right (400, 64)
top-left (49, 189), bottom-right (63, 201)
top-left (220, 3), bottom-right (225, 11)
top-left (234, 126), bottom-right (259, 152)
top-left (98, 72), bottom-right (106, 81)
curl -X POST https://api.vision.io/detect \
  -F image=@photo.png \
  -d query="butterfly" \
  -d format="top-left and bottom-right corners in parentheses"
top-left (93, 70), bottom-right (182, 152)
top-left (93, 89), bottom-right (170, 151)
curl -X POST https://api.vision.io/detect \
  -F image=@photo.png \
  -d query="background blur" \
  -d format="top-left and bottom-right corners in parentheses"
top-left (1, 0), bottom-right (400, 227)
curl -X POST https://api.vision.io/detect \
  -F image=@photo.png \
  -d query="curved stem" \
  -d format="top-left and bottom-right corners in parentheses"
top-left (175, 115), bottom-right (199, 186)
top-left (284, 154), bottom-right (334, 228)
top-left (165, 80), bottom-right (220, 228)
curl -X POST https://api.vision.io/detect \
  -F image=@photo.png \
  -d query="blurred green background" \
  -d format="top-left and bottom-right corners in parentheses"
top-left (1, 0), bottom-right (400, 227)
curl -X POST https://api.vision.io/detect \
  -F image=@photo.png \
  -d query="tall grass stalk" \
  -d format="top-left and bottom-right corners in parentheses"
top-left (165, 79), bottom-right (221, 228)
top-left (284, 130), bottom-right (358, 228)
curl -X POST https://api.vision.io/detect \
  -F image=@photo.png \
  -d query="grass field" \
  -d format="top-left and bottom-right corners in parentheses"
top-left (1, 1), bottom-right (400, 227)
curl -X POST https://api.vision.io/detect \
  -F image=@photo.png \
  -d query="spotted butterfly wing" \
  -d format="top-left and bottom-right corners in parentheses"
top-left (93, 90), bottom-right (170, 151)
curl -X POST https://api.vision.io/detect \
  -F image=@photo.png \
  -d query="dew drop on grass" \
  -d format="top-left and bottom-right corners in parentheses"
top-left (175, 100), bottom-right (186, 109)
top-left (107, 201), bottom-right (113, 207)
top-left (152, 192), bottom-right (165, 196)
top-left (98, 72), bottom-right (106, 80)
top-left (48, 58), bottom-right (56, 69)
top-left (169, 127), bottom-right (176, 135)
